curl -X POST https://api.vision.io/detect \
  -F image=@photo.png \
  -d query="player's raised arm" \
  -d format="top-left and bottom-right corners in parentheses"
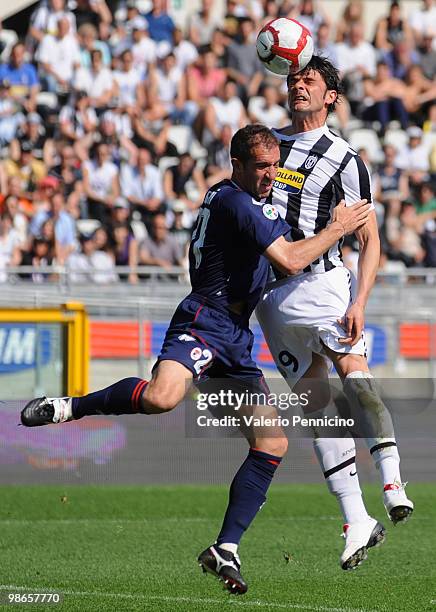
top-left (265, 199), bottom-right (370, 275)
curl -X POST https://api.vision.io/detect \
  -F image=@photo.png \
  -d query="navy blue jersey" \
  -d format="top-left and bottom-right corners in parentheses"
top-left (188, 179), bottom-right (290, 317)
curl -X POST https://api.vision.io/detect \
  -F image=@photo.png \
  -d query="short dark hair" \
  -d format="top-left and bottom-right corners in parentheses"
top-left (287, 55), bottom-right (343, 114)
top-left (230, 124), bottom-right (279, 163)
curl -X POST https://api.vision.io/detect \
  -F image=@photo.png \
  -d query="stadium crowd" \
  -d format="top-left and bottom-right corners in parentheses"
top-left (0, 0), bottom-right (435, 283)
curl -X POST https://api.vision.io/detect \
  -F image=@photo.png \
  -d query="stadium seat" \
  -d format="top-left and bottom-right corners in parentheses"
top-left (76, 219), bottom-right (101, 236)
top-left (0, 29), bottom-right (18, 61)
top-left (384, 129), bottom-right (408, 152)
top-left (158, 156), bottom-right (179, 176)
top-left (131, 220), bottom-right (148, 242)
top-left (167, 125), bottom-right (193, 155)
top-left (36, 91), bottom-right (59, 109)
top-left (348, 129), bottom-right (383, 163)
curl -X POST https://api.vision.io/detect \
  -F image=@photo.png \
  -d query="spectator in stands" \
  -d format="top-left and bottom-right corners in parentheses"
top-left (204, 123), bottom-right (233, 186)
top-left (51, 145), bottom-right (83, 210)
top-left (172, 27), bottom-right (198, 74)
top-left (20, 237), bottom-right (53, 282)
top-left (396, 126), bottom-right (431, 187)
top-left (109, 198), bottom-right (138, 284)
top-left (385, 201), bottom-right (426, 266)
top-left (30, 191), bottom-right (77, 264)
top-left (3, 140), bottom-right (47, 199)
top-left (335, 22), bottom-right (377, 116)
top-left (189, 0), bottom-right (221, 46)
top-left (145, 0), bottom-right (175, 51)
top-left (120, 147), bottom-right (165, 226)
top-left (295, 0), bottom-right (330, 42)
top-left (146, 51), bottom-right (197, 125)
top-left (314, 22), bottom-right (338, 66)
top-left (226, 18), bottom-right (263, 103)
top-left (414, 182), bottom-right (436, 216)
top-left (373, 1), bottom-right (412, 51)
top-left (419, 32), bottom-right (436, 79)
top-left (74, 48), bottom-right (115, 110)
top-left (248, 84), bottom-right (287, 128)
top-left (401, 64), bottom-right (436, 121)
top-left (11, 113), bottom-right (54, 168)
top-left (169, 199), bottom-right (192, 253)
top-left (409, 0), bottom-right (436, 48)
top-left (335, 0), bottom-right (364, 43)
top-left (422, 219), bottom-right (436, 266)
top-left (59, 90), bottom-right (98, 160)
top-left (163, 152), bottom-right (206, 214)
top-left (78, 23), bottom-right (111, 68)
top-left (375, 144), bottom-right (410, 205)
top-left (131, 114), bottom-right (175, 159)
top-left (203, 79), bottom-right (248, 145)
top-left (139, 213), bottom-right (183, 270)
top-left (96, 110), bottom-right (136, 165)
top-left (0, 210), bottom-right (22, 282)
top-left (0, 175), bottom-right (34, 218)
top-left (72, 0), bottom-right (112, 42)
top-left (67, 231), bottom-right (117, 283)
top-left (83, 142), bottom-right (119, 222)
top-left (423, 101), bottom-right (436, 134)
top-left (383, 38), bottom-right (420, 81)
top-left (37, 17), bottom-right (81, 94)
top-left (209, 28), bottom-right (231, 69)
top-left (3, 194), bottom-right (28, 248)
top-left (0, 42), bottom-right (39, 112)
top-left (28, 0), bottom-right (76, 50)
top-left (362, 61), bottom-right (409, 133)
top-left (187, 44), bottom-right (227, 113)
top-left (113, 49), bottom-right (144, 116)
top-left (131, 18), bottom-right (157, 77)
top-left (0, 80), bottom-right (24, 151)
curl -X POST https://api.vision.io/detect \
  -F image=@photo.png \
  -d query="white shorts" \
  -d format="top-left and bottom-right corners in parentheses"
top-left (256, 267), bottom-right (367, 388)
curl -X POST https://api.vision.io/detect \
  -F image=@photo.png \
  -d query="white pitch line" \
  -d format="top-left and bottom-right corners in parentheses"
top-left (0, 516), bottom-right (430, 525)
top-left (0, 586), bottom-right (380, 612)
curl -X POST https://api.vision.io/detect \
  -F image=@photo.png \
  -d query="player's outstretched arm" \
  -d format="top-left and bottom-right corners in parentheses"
top-left (265, 199), bottom-right (370, 275)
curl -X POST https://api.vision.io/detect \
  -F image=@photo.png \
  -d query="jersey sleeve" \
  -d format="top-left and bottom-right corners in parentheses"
top-left (229, 192), bottom-right (290, 253)
top-left (341, 154), bottom-right (374, 210)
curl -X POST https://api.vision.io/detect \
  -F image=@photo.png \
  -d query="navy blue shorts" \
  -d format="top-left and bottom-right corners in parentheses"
top-left (155, 295), bottom-right (268, 393)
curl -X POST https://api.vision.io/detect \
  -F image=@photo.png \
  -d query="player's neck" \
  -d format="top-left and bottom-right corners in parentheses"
top-left (289, 115), bottom-right (326, 134)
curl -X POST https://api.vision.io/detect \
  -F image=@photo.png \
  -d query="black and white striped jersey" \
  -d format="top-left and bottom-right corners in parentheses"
top-left (270, 124), bottom-right (373, 274)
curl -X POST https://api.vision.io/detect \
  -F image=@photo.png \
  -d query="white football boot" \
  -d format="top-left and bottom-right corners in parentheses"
top-left (383, 481), bottom-right (414, 524)
top-left (340, 517), bottom-right (386, 570)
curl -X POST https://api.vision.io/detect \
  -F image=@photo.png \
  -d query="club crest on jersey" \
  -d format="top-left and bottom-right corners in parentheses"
top-left (273, 168), bottom-right (305, 194)
top-left (262, 204), bottom-right (278, 220)
top-left (190, 347), bottom-right (203, 360)
top-left (304, 154), bottom-right (318, 169)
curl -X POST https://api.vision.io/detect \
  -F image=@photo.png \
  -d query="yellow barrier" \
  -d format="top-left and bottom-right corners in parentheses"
top-left (0, 302), bottom-right (89, 396)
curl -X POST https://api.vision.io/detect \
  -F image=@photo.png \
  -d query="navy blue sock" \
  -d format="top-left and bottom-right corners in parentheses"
top-left (216, 448), bottom-right (282, 546)
top-left (71, 377), bottom-right (148, 419)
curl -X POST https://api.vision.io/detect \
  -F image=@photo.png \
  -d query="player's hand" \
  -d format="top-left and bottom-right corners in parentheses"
top-left (333, 199), bottom-right (370, 235)
top-left (337, 302), bottom-right (365, 346)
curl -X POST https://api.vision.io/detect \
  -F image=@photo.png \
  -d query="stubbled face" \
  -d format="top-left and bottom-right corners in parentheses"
top-left (234, 144), bottom-right (280, 199)
top-left (287, 69), bottom-right (336, 118)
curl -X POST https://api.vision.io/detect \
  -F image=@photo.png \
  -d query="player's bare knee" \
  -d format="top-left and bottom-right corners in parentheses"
top-left (256, 436), bottom-right (288, 457)
top-left (141, 385), bottom-right (180, 413)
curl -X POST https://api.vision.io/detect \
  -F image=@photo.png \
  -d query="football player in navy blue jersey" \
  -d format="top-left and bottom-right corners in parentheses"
top-left (21, 125), bottom-right (369, 595)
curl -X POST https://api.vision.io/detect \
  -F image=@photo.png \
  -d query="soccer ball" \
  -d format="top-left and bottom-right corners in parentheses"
top-left (256, 18), bottom-right (314, 76)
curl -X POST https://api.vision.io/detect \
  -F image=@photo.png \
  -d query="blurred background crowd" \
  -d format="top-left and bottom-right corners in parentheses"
top-left (0, 0), bottom-right (435, 284)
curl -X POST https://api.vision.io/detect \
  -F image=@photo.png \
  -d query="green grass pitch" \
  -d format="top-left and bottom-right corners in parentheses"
top-left (1, 484), bottom-right (435, 612)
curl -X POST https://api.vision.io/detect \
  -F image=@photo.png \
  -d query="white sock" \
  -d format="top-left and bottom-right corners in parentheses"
top-left (313, 437), bottom-right (369, 525)
top-left (342, 371), bottom-right (402, 488)
top-left (370, 442), bottom-right (401, 486)
top-left (218, 542), bottom-right (238, 555)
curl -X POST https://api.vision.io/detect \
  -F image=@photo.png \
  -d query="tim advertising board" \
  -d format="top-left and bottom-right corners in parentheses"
top-left (0, 324), bottom-right (52, 373)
